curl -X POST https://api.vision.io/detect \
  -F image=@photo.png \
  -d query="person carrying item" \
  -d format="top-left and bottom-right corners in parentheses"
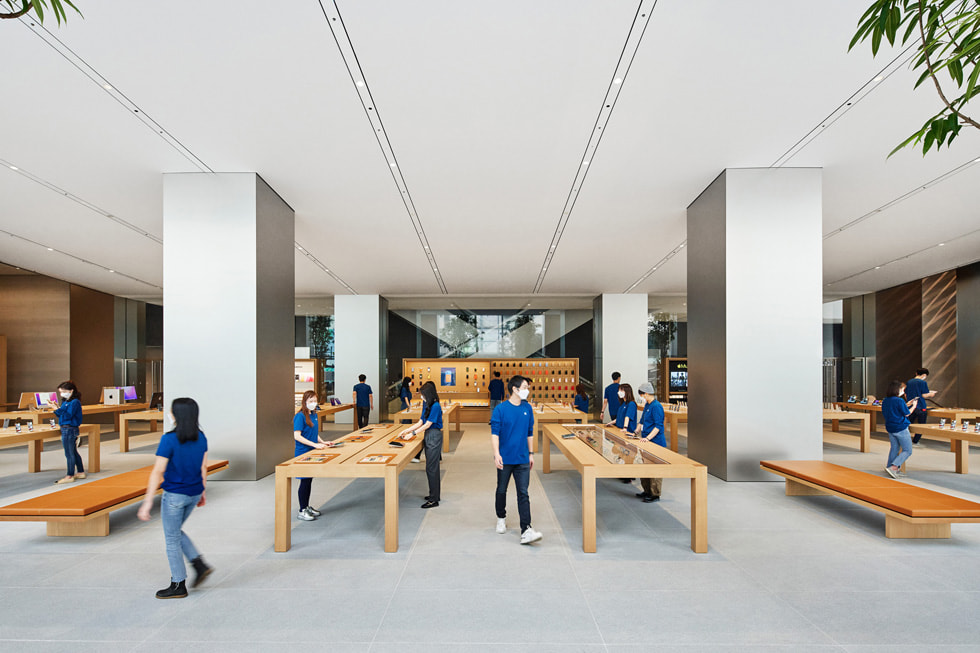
top-left (137, 397), bottom-right (213, 599)
top-left (399, 381), bottom-right (443, 508)
top-left (883, 380), bottom-right (917, 478)
top-left (293, 390), bottom-right (330, 521)
top-left (634, 382), bottom-right (665, 502)
top-left (491, 375), bottom-right (542, 544)
top-left (52, 380), bottom-right (84, 484)
top-left (906, 368), bottom-right (937, 445)
top-left (601, 372), bottom-right (621, 423)
top-left (573, 383), bottom-right (589, 414)
top-left (353, 374), bottom-right (373, 429)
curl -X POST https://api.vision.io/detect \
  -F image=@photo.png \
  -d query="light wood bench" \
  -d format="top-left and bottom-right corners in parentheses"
top-left (760, 460), bottom-right (980, 539)
top-left (0, 459), bottom-right (228, 537)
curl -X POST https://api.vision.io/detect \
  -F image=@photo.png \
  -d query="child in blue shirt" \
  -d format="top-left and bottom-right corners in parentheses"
top-left (491, 375), bottom-right (542, 545)
top-left (883, 380), bottom-right (917, 478)
top-left (52, 380), bottom-right (84, 484)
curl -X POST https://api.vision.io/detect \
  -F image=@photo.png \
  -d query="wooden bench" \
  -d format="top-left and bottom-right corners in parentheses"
top-left (0, 459), bottom-right (228, 537)
top-left (760, 460), bottom-right (980, 539)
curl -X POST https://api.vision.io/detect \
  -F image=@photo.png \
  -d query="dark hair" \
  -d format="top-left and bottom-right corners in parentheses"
top-left (612, 372), bottom-right (621, 381)
top-left (576, 383), bottom-right (587, 399)
top-left (170, 397), bottom-right (200, 443)
top-left (494, 371), bottom-right (501, 378)
top-left (358, 374), bottom-right (366, 382)
top-left (419, 381), bottom-right (440, 421)
top-left (915, 368), bottom-right (929, 377)
top-left (57, 380), bottom-right (81, 402)
top-left (885, 380), bottom-right (905, 398)
top-left (298, 389), bottom-right (317, 428)
top-left (507, 375), bottom-right (529, 396)
top-left (619, 383), bottom-right (635, 405)
top-left (401, 376), bottom-right (412, 390)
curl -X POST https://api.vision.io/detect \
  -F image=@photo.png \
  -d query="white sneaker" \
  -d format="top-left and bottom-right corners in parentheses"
top-left (520, 527), bottom-right (542, 545)
top-left (496, 518), bottom-right (506, 534)
top-left (297, 507), bottom-right (316, 521)
top-left (306, 506), bottom-right (321, 517)
top-left (411, 456), bottom-right (421, 463)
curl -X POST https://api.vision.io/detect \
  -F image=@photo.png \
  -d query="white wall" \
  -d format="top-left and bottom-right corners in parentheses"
top-left (595, 293), bottom-right (648, 422)
top-left (335, 295), bottom-right (383, 425)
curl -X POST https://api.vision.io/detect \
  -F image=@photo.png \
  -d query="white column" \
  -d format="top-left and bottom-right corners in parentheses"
top-left (163, 173), bottom-right (294, 480)
top-left (687, 168), bottom-right (823, 481)
top-left (335, 295), bottom-right (387, 425)
top-left (593, 294), bottom-right (648, 422)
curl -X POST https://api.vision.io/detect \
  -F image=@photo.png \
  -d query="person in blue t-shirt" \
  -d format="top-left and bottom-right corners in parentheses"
top-left (883, 380), bottom-right (917, 478)
top-left (399, 381), bottom-right (443, 508)
top-left (634, 383), bottom-right (665, 502)
top-left (906, 368), bottom-right (937, 444)
top-left (137, 397), bottom-right (213, 599)
top-left (399, 377), bottom-right (414, 425)
top-left (52, 380), bottom-right (85, 484)
top-left (353, 374), bottom-right (373, 429)
top-left (293, 390), bottom-right (330, 521)
top-left (609, 383), bottom-right (638, 432)
top-left (574, 383), bottom-right (589, 415)
top-left (487, 372), bottom-right (506, 417)
top-left (601, 372), bottom-right (621, 423)
top-left (491, 375), bottom-right (542, 545)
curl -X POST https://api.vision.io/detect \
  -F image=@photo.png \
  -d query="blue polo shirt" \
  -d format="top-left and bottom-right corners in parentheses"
top-left (422, 401), bottom-right (443, 430)
top-left (399, 386), bottom-right (412, 410)
top-left (353, 383), bottom-right (372, 407)
top-left (488, 378), bottom-right (505, 401)
top-left (53, 397), bottom-right (82, 428)
top-left (574, 394), bottom-right (589, 413)
top-left (604, 382), bottom-right (620, 418)
top-left (615, 401), bottom-right (637, 431)
top-left (639, 400), bottom-right (665, 446)
top-left (491, 400), bottom-right (534, 465)
top-left (882, 396), bottom-right (911, 433)
top-left (156, 430), bottom-right (208, 496)
top-left (292, 411), bottom-right (320, 456)
top-left (905, 378), bottom-right (929, 413)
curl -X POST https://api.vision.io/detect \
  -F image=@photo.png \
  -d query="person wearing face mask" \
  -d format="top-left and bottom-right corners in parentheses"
top-left (293, 390), bottom-right (330, 521)
top-left (52, 380), bottom-right (85, 484)
top-left (399, 380), bottom-right (443, 508)
top-left (634, 383), bottom-right (665, 502)
top-left (608, 383), bottom-right (638, 484)
top-left (883, 380), bottom-right (917, 478)
top-left (491, 375), bottom-right (542, 544)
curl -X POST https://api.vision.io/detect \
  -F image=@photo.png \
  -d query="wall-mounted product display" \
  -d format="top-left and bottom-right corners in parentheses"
top-left (295, 358), bottom-right (324, 407)
top-left (664, 357), bottom-right (688, 402)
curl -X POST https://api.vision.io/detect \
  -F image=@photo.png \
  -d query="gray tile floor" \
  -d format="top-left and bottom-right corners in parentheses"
top-left (2, 419), bottom-right (980, 651)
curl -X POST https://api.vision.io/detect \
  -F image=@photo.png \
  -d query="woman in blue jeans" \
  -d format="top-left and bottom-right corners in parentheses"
top-left (52, 380), bottom-right (84, 484)
top-left (883, 380), bottom-right (918, 479)
top-left (137, 397), bottom-right (213, 599)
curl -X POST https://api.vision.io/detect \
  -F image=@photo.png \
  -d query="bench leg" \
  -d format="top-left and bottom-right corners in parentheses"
top-left (274, 469), bottom-right (291, 552)
top-left (885, 515), bottom-right (951, 539)
top-left (47, 514), bottom-right (110, 536)
top-left (786, 478), bottom-right (827, 496)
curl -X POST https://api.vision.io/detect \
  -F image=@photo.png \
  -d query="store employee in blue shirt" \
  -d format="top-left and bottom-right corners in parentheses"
top-left (491, 375), bottom-right (542, 545)
top-left (399, 381), bottom-right (443, 509)
top-left (906, 368), bottom-right (936, 444)
top-left (352, 374), bottom-right (373, 429)
top-left (601, 372), bottom-right (621, 423)
top-left (635, 383), bottom-right (665, 502)
top-left (573, 383), bottom-right (589, 414)
top-left (488, 372), bottom-right (505, 413)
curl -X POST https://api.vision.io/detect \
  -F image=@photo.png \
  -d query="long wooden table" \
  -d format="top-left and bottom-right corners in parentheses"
top-left (392, 402), bottom-right (460, 452)
top-left (316, 403), bottom-right (354, 431)
top-left (1, 402), bottom-right (150, 432)
top-left (928, 407), bottom-right (980, 424)
top-left (908, 424), bottom-right (980, 474)
top-left (274, 424), bottom-right (424, 553)
top-left (0, 423), bottom-right (101, 473)
top-left (663, 407), bottom-right (687, 453)
top-left (839, 402), bottom-right (882, 431)
top-left (118, 409), bottom-right (164, 452)
top-left (530, 403), bottom-right (586, 452)
top-left (823, 409), bottom-right (872, 452)
top-left (540, 423), bottom-right (707, 553)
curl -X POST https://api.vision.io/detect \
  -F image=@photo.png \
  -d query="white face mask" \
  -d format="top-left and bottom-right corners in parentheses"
top-left (517, 388), bottom-right (530, 400)
top-left (618, 391), bottom-right (625, 399)
top-left (306, 402), bottom-right (317, 411)
top-left (60, 392), bottom-right (71, 399)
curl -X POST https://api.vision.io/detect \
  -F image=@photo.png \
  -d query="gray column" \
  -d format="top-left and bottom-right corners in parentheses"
top-left (687, 169), bottom-right (823, 481)
top-left (335, 295), bottom-right (388, 425)
top-left (163, 173), bottom-right (294, 480)
top-left (593, 294), bottom-right (648, 423)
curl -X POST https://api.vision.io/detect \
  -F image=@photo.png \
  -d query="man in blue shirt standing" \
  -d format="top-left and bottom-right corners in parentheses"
top-left (487, 372), bottom-right (505, 424)
top-left (906, 368), bottom-right (936, 445)
top-left (491, 375), bottom-right (542, 545)
top-left (601, 372), bottom-right (621, 424)
top-left (352, 374), bottom-right (373, 429)
top-left (635, 383), bottom-right (665, 503)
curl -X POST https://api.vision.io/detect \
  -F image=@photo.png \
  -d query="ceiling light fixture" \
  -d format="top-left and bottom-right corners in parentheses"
top-left (582, 161), bottom-right (589, 166)
top-left (356, 80), bottom-right (364, 87)
top-left (102, 83), bottom-right (112, 90)
top-left (938, 242), bottom-right (945, 246)
top-left (873, 76), bottom-right (883, 82)
top-left (9, 165), bottom-right (17, 170)
top-left (46, 247), bottom-right (53, 251)
top-left (613, 78), bottom-right (622, 84)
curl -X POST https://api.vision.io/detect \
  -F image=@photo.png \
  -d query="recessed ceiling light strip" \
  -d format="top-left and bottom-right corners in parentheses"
top-left (317, 1), bottom-right (447, 294)
top-left (532, 0), bottom-right (658, 294)
top-left (623, 239), bottom-right (686, 293)
top-left (294, 241), bottom-right (357, 294)
top-left (824, 154), bottom-right (980, 240)
top-left (1, 157), bottom-right (163, 244)
top-left (0, 228), bottom-right (161, 288)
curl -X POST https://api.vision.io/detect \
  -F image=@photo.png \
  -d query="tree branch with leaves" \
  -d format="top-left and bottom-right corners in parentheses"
top-left (0, 0), bottom-right (81, 25)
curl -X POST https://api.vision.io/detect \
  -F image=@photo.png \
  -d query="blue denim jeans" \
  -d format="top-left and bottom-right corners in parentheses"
top-left (495, 463), bottom-right (531, 531)
top-left (60, 427), bottom-right (83, 476)
top-left (887, 428), bottom-right (913, 468)
top-left (161, 491), bottom-right (201, 583)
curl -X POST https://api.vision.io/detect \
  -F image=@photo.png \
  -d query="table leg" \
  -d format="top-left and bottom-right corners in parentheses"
top-left (28, 440), bottom-right (41, 473)
top-left (119, 418), bottom-right (130, 453)
top-left (113, 414), bottom-right (121, 432)
top-left (954, 439), bottom-right (968, 474)
top-left (384, 465), bottom-right (399, 553)
top-left (869, 412), bottom-right (877, 432)
top-left (670, 414), bottom-right (679, 452)
top-left (832, 419), bottom-right (840, 432)
top-left (542, 432), bottom-right (552, 474)
top-left (582, 467), bottom-right (597, 553)
top-left (87, 425), bottom-right (101, 473)
top-left (691, 467), bottom-right (708, 553)
top-left (274, 468), bottom-right (292, 552)
top-left (860, 418), bottom-right (870, 453)
top-left (150, 420), bottom-right (158, 433)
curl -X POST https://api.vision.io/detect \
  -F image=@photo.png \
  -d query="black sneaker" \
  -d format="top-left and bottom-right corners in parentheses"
top-left (641, 495), bottom-right (660, 503)
top-left (190, 556), bottom-right (213, 589)
top-left (421, 500), bottom-right (439, 509)
top-left (155, 580), bottom-right (188, 599)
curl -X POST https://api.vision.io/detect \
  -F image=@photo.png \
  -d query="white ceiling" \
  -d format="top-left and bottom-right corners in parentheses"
top-left (1, 0), bottom-right (978, 310)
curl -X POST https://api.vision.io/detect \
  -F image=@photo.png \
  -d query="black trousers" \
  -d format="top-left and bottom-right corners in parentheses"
top-left (423, 428), bottom-right (443, 501)
top-left (910, 409), bottom-right (927, 442)
top-left (356, 406), bottom-right (370, 429)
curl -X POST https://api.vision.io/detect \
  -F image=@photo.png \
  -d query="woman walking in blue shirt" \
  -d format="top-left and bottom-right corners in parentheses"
top-left (52, 380), bottom-right (84, 484)
top-left (883, 380), bottom-right (917, 478)
top-left (137, 397), bottom-right (213, 599)
top-left (293, 390), bottom-right (330, 521)
top-left (399, 381), bottom-right (443, 509)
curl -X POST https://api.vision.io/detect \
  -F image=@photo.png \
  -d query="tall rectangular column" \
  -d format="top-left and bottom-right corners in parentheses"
top-left (335, 295), bottom-right (388, 425)
top-left (687, 169), bottom-right (823, 481)
top-left (163, 173), bottom-right (294, 480)
top-left (593, 294), bottom-right (648, 422)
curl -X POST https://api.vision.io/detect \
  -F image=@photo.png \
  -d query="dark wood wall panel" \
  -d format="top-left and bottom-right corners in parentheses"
top-left (70, 284), bottom-right (115, 409)
top-left (875, 281), bottom-right (922, 396)
top-left (922, 271), bottom-right (957, 406)
top-left (957, 262), bottom-right (980, 408)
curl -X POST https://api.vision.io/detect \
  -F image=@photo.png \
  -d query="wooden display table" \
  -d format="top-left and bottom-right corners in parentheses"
top-left (839, 402), bottom-right (881, 431)
top-left (529, 403), bottom-right (586, 452)
top-left (663, 406), bottom-right (687, 453)
top-left (0, 423), bottom-right (101, 473)
top-left (274, 424), bottom-right (424, 553)
top-left (540, 423), bottom-right (707, 553)
top-left (82, 402), bottom-right (150, 431)
top-left (316, 403), bottom-right (354, 431)
top-left (928, 407), bottom-right (980, 423)
top-left (908, 424), bottom-right (980, 474)
top-left (391, 402), bottom-right (461, 452)
top-left (118, 409), bottom-right (164, 452)
top-left (822, 409), bottom-right (872, 452)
